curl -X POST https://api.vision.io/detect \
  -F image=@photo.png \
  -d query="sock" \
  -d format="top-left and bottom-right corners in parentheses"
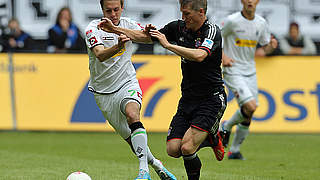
top-left (146, 147), bottom-right (163, 171)
top-left (183, 153), bottom-right (202, 180)
top-left (130, 124), bottom-right (149, 173)
top-left (229, 123), bottom-right (249, 153)
top-left (224, 109), bottom-right (245, 131)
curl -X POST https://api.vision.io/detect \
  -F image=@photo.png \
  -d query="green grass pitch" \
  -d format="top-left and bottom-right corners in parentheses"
top-left (0, 131), bottom-right (319, 180)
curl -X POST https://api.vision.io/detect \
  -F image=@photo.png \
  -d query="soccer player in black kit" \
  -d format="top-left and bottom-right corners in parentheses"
top-left (97, 0), bottom-right (227, 179)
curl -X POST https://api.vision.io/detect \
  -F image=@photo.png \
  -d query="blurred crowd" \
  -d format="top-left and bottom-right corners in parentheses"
top-left (0, 7), bottom-right (319, 55)
top-left (0, 7), bottom-right (86, 54)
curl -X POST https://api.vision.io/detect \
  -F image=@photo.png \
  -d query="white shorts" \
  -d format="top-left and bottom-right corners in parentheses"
top-left (223, 73), bottom-right (258, 107)
top-left (94, 80), bottom-right (143, 139)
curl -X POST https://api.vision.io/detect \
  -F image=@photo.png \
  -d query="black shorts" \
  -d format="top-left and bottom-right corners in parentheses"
top-left (167, 87), bottom-right (227, 141)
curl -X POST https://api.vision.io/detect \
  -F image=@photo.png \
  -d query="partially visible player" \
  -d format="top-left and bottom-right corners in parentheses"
top-left (219, 0), bottom-right (278, 160)
top-left (97, 0), bottom-right (227, 179)
top-left (84, 0), bottom-right (177, 179)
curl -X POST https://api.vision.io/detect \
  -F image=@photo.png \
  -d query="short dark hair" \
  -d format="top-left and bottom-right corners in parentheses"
top-left (180, 0), bottom-right (207, 14)
top-left (289, 22), bottom-right (299, 30)
top-left (100, 0), bottom-right (124, 10)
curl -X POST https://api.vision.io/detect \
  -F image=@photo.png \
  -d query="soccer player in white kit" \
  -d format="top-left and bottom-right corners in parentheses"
top-left (219, 0), bottom-right (278, 160)
top-left (84, 0), bottom-right (177, 179)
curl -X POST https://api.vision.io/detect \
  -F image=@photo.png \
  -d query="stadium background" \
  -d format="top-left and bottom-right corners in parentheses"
top-left (0, 0), bottom-right (320, 133)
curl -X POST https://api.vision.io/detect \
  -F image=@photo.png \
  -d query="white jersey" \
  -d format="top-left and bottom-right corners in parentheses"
top-left (85, 17), bottom-right (142, 93)
top-left (222, 12), bottom-right (271, 75)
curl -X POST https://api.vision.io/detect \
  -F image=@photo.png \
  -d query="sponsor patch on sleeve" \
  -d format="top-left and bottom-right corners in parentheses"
top-left (201, 38), bottom-right (214, 49)
top-left (86, 29), bottom-right (93, 38)
top-left (89, 36), bottom-right (98, 46)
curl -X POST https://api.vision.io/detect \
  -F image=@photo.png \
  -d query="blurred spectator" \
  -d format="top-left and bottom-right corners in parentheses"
top-left (279, 22), bottom-right (316, 55)
top-left (47, 7), bottom-right (85, 53)
top-left (1, 18), bottom-right (35, 52)
top-left (256, 33), bottom-right (283, 57)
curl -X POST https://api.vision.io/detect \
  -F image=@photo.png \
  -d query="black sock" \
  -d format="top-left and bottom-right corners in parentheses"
top-left (183, 153), bottom-right (202, 180)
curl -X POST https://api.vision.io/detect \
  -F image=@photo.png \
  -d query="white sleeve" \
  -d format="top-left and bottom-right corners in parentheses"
top-left (84, 23), bottom-right (104, 49)
top-left (127, 18), bottom-right (144, 31)
top-left (259, 21), bottom-right (271, 46)
top-left (221, 17), bottom-right (233, 37)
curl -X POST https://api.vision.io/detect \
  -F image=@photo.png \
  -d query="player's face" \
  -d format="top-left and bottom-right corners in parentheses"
top-left (102, 0), bottom-right (123, 26)
top-left (180, 3), bottom-right (202, 31)
top-left (241, 0), bottom-right (259, 14)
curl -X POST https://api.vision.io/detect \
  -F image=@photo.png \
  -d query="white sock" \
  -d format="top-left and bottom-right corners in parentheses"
top-left (224, 109), bottom-right (245, 131)
top-left (131, 128), bottom-right (149, 172)
top-left (146, 147), bottom-right (163, 171)
top-left (229, 124), bottom-right (249, 153)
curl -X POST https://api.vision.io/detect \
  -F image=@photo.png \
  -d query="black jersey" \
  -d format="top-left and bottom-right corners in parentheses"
top-left (156, 19), bottom-right (224, 99)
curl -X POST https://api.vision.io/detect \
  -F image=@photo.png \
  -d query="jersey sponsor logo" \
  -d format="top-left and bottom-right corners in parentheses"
top-left (235, 29), bottom-right (246, 33)
top-left (111, 46), bottom-right (126, 58)
top-left (102, 36), bottom-right (114, 41)
top-left (89, 36), bottom-right (98, 46)
top-left (86, 29), bottom-right (93, 38)
top-left (235, 38), bottom-right (257, 47)
top-left (201, 38), bottom-right (214, 49)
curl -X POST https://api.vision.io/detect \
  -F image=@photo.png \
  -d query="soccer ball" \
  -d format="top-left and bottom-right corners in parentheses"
top-left (66, 171), bottom-right (92, 180)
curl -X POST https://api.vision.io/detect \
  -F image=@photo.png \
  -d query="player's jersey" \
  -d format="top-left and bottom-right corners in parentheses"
top-left (154, 19), bottom-right (224, 99)
top-left (222, 12), bottom-right (271, 75)
top-left (85, 17), bottom-right (142, 94)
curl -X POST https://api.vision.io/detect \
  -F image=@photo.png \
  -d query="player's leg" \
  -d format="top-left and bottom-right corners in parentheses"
top-left (126, 135), bottom-right (177, 180)
top-left (123, 81), bottom-right (175, 179)
top-left (93, 92), bottom-right (149, 179)
top-left (227, 75), bottom-right (258, 160)
top-left (220, 74), bottom-right (251, 148)
top-left (197, 87), bottom-right (227, 161)
top-left (181, 127), bottom-right (207, 180)
top-left (124, 101), bottom-right (151, 179)
top-left (166, 108), bottom-right (190, 158)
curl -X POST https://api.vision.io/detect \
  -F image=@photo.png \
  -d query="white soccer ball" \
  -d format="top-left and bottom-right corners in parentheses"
top-left (66, 171), bottom-right (92, 180)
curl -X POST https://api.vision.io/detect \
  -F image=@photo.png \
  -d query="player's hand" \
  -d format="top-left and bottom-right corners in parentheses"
top-left (143, 24), bottom-right (156, 34)
top-left (98, 18), bottom-right (115, 33)
top-left (222, 57), bottom-right (235, 67)
top-left (149, 29), bottom-right (170, 48)
top-left (117, 34), bottom-right (130, 49)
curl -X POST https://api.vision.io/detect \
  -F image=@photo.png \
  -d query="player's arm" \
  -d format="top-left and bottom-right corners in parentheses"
top-left (98, 18), bottom-right (153, 44)
top-left (92, 34), bottom-right (130, 62)
top-left (222, 51), bottom-right (235, 67)
top-left (149, 29), bottom-right (207, 62)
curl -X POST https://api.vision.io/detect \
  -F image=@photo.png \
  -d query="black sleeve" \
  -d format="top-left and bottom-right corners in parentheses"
top-left (151, 20), bottom-right (179, 42)
top-left (198, 25), bottom-right (222, 56)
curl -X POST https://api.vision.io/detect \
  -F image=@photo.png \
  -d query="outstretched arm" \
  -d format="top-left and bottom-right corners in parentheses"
top-left (98, 18), bottom-right (153, 44)
top-left (149, 29), bottom-right (207, 62)
top-left (92, 34), bottom-right (130, 62)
